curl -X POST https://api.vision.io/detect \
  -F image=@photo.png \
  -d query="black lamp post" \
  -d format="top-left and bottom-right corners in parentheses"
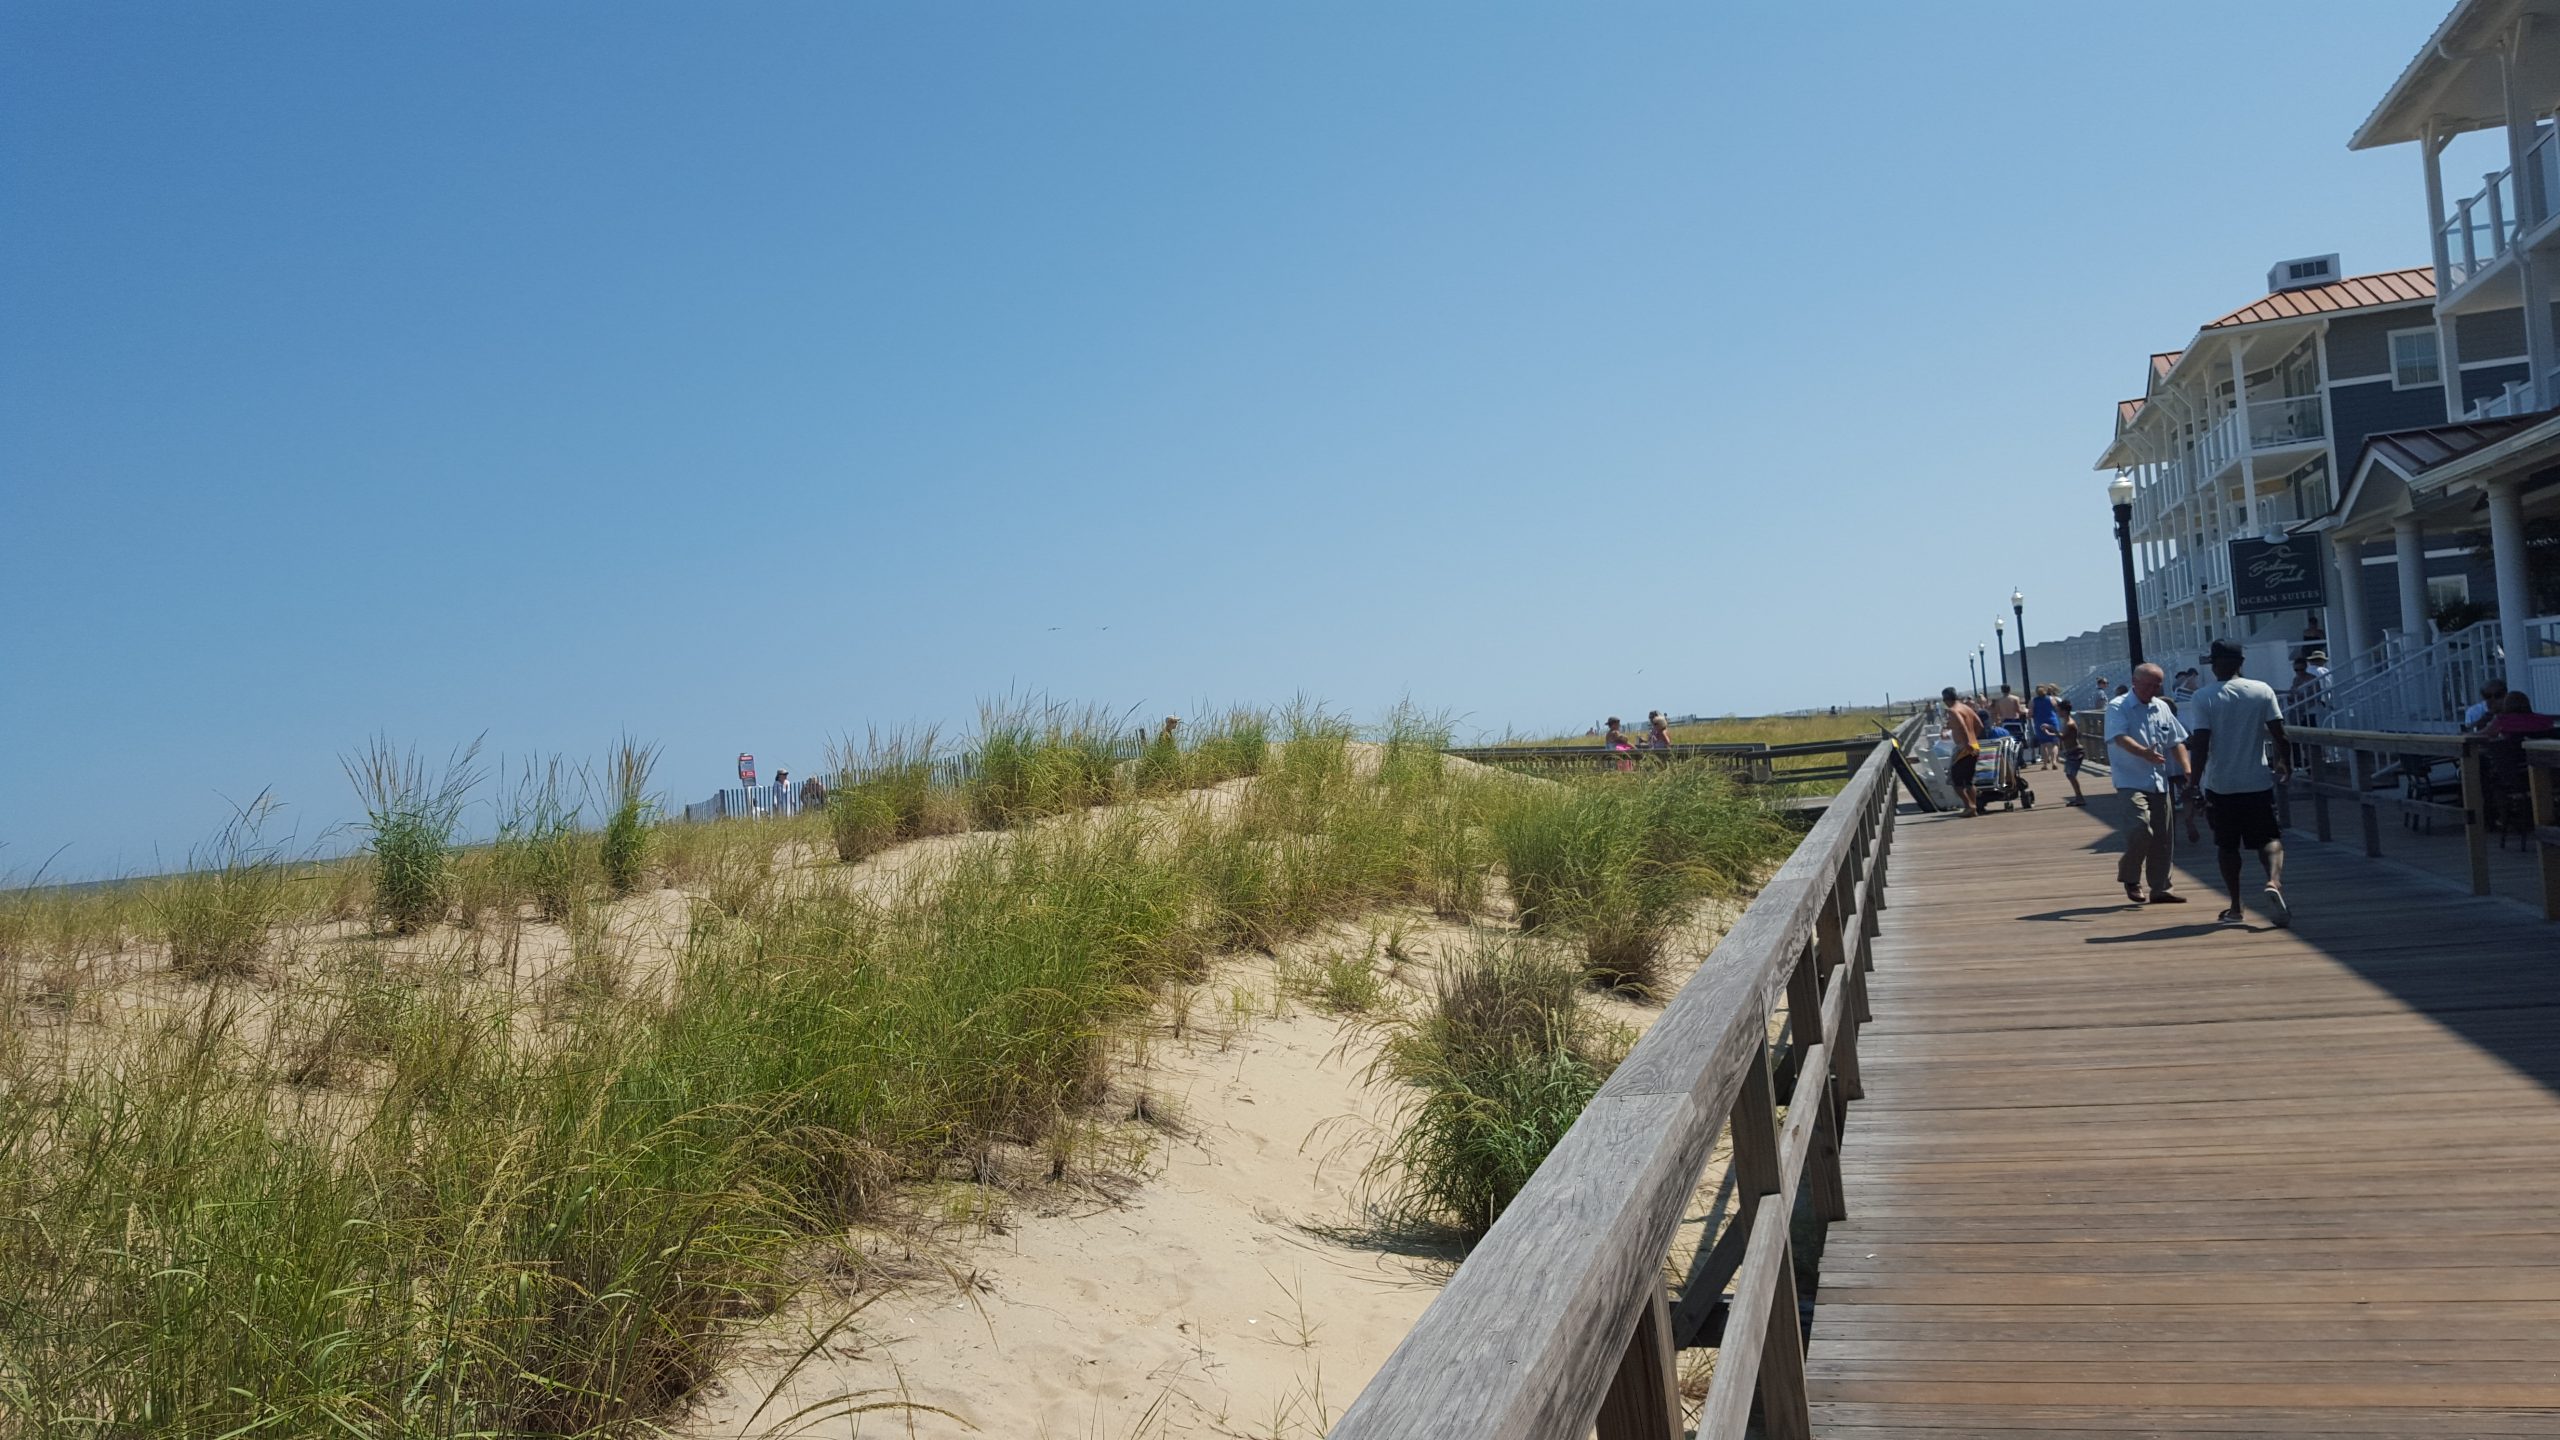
top-left (1976, 644), bottom-right (1988, 696)
top-left (2013, 588), bottom-right (2033, 696)
top-left (1994, 615), bottom-right (2009, 691)
top-left (2109, 476), bottom-right (2147, 668)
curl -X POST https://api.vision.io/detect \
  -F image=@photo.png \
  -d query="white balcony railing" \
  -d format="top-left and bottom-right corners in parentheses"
top-left (2440, 127), bottom-right (2560, 291)
top-left (2247, 394), bottom-right (2324, 448)
top-left (2467, 377), bottom-right (2537, 419)
top-left (2197, 406), bottom-right (2245, 479)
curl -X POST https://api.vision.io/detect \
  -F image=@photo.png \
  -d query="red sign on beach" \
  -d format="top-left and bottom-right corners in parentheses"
top-left (738, 753), bottom-right (756, 785)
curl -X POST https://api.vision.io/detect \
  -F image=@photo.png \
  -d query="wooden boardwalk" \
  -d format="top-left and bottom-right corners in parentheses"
top-left (1808, 771), bottom-right (2560, 1437)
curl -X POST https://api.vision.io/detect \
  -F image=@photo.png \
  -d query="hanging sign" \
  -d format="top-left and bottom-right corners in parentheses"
top-left (2227, 536), bottom-right (2328, 616)
top-left (738, 753), bottom-right (757, 785)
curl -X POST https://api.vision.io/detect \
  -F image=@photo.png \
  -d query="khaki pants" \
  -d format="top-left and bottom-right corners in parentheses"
top-left (2117, 788), bottom-right (2175, 894)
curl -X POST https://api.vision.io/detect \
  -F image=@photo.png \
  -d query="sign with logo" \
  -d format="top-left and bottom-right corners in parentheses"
top-left (738, 753), bottom-right (756, 785)
top-left (2227, 536), bottom-right (2328, 616)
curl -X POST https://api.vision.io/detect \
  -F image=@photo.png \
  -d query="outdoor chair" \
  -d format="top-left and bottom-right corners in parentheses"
top-left (2482, 731), bottom-right (2557, 848)
top-left (2395, 753), bottom-right (2454, 833)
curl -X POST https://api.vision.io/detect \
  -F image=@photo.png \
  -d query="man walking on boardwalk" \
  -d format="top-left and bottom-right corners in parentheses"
top-left (2187, 638), bottom-right (2292, 928)
top-left (2105, 663), bottom-right (2190, 905)
top-left (1940, 686), bottom-right (1983, 817)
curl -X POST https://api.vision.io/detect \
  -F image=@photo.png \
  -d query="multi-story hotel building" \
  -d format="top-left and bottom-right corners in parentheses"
top-left (2096, 0), bottom-right (2560, 722)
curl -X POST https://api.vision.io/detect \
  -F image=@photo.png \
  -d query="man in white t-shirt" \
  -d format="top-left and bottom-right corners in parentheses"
top-left (2186, 638), bottom-right (2293, 928)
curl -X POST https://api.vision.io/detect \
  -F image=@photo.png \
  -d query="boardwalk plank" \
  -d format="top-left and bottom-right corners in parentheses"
top-left (1806, 774), bottom-right (2560, 1430)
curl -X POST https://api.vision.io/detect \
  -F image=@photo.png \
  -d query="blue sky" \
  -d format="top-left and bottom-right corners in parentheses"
top-left (2, 1), bottom-right (2455, 876)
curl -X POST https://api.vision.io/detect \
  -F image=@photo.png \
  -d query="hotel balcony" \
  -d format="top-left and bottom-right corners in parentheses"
top-left (2437, 126), bottom-right (2560, 309)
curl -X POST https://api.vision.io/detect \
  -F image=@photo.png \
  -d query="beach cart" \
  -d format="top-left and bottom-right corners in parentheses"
top-left (1973, 732), bottom-right (2034, 811)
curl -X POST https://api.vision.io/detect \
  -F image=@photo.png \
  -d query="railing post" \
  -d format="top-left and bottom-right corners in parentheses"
top-left (1755, 1248), bottom-right (1814, 1440)
top-left (2532, 762), bottom-right (2560, 922)
top-left (1595, 1288), bottom-right (1683, 1440)
top-left (2460, 739), bottom-right (2492, 897)
top-left (1788, 941), bottom-right (1851, 1210)
top-left (2311, 741), bottom-right (2333, 842)
top-left (2352, 748), bottom-right (2383, 858)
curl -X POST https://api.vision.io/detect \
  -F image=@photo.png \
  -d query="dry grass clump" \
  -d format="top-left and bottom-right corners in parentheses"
top-left (1493, 763), bottom-right (1787, 995)
top-left (967, 698), bottom-right (1133, 828)
top-left (344, 735), bottom-right (484, 934)
top-left (599, 735), bottom-right (659, 896)
top-left (151, 798), bottom-right (294, 978)
top-left (1363, 932), bottom-right (1620, 1236)
top-left (824, 727), bottom-right (964, 863)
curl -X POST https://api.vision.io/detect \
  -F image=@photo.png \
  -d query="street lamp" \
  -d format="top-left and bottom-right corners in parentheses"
top-left (1977, 643), bottom-right (1988, 696)
top-left (1994, 615), bottom-right (2009, 691)
top-left (2108, 475), bottom-right (2146, 668)
top-left (2013, 588), bottom-right (2033, 696)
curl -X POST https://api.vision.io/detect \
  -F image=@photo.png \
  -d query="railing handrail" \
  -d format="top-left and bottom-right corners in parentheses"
top-left (1332, 714), bottom-right (1920, 1440)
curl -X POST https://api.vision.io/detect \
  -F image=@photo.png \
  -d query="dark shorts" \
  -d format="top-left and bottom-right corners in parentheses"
top-left (2204, 788), bottom-right (2282, 851)
top-left (2062, 753), bottom-right (2084, 778)
top-left (1949, 751), bottom-right (1980, 792)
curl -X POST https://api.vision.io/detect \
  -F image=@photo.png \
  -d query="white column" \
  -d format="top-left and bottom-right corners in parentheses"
top-left (2394, 515), bottom-right (2430, 643)
top-left (2231, 342), bottom-right (2260, 537)
top-left (2332, 530), bottom-right (2371, 665)
top-left (2488, 478), bottom-right (2535, 687)
top-left (2426, 125), bottom-right (2451, 289)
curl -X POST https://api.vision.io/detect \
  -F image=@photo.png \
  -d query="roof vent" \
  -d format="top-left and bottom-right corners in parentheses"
top-left (2268, 254), bottom-right (2341, 293)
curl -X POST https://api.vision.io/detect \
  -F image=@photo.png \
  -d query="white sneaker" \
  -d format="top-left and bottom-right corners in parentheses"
top-left (2262, 887), bottom-right (2290, 929)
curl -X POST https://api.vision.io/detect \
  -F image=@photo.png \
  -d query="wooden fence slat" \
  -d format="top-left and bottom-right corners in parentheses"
top-left (2535, 765), bottom-right (2560, 923)
top-left (2460, 743), bottom-right (2491, 896)
top-left (1755, 1230), bottom-right (1814, 1440)
top-left (1693, 1195), bottom-right (1794, 1439)
top-left (1594, 1288), bottom-right (1684, 1440)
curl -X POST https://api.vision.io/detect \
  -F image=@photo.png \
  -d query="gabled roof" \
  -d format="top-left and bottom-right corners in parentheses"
top-left (2362, 413), bottom-right (2552, 478)
top-left (2202, 268), bottom-right (2435, 329)
top-left (2331, 410), bottom-right (2560, 531)
top-left (2118, 398), bottom-right (2146, 426)
top-left (2149, 351), bottom-right (2183, 384)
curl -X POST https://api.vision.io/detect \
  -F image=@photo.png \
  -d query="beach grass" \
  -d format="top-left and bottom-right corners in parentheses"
top-left (0, 697), bottom-right (1796, 1434)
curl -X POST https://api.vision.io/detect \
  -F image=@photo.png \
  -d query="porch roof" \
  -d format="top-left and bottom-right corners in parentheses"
top-left (2351, 0), bottom-right (2560, 151)
top-left (2331, 409), bottom-right (2560, 535)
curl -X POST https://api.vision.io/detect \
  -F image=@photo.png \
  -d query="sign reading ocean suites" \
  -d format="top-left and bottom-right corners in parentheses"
top-left (2227, 536), bottom-right (2327, 616)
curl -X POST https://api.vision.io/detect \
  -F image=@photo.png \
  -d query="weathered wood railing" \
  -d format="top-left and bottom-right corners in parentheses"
top-left (2527, 737), bottom-right (2559, 920)
top-left (1446, 735), bottom-right (1887, 787)
top-left (2288, 724), bottom-right (2559, 916)
top-left (1333, 715), bottom-right (1917, 1440)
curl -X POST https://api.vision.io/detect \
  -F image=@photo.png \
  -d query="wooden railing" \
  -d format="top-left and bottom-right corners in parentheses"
top-left (1332, 715), bottom-right (1917, 1440)
top-left (1446, 735), bottom-right (1889, 788)
top-left (2288, 725), bottom-right (2560, 920)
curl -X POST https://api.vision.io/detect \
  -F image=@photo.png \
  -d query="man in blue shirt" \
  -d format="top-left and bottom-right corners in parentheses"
top-left (2105, 663), bottom-right (2192, 905)
top-left (2029, 685), bottom-right (2062, 769)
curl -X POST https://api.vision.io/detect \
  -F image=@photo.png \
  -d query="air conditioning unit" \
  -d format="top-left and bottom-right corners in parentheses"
top-left (2268, 254), bottom-right (2342, 292)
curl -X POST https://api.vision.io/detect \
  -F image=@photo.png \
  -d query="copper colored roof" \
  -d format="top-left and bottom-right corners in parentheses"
top-left (2150, 351), bottom-right (2182, 381)
top-left (2118, 398), bottom-right (2145, 426)
top-left (2202, 268), bottom-right (2435, 329)
top-left (2362, 412), bottom-right (2553, 478)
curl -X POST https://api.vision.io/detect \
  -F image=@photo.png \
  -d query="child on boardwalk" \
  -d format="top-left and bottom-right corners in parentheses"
top-left (2056, 698), bottom-right (2086, 806)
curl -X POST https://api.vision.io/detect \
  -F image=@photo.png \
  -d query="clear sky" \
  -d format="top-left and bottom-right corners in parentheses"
top-left (2, 1), bottom-right (2456, 876)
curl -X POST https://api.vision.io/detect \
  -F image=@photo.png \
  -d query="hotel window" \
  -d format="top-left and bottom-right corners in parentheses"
top-left (2389, 328), bottom-right (2441, 389)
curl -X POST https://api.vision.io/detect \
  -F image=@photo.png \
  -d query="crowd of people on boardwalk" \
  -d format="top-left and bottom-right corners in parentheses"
top-left (1939, 637), bottom-right (2558, 929)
